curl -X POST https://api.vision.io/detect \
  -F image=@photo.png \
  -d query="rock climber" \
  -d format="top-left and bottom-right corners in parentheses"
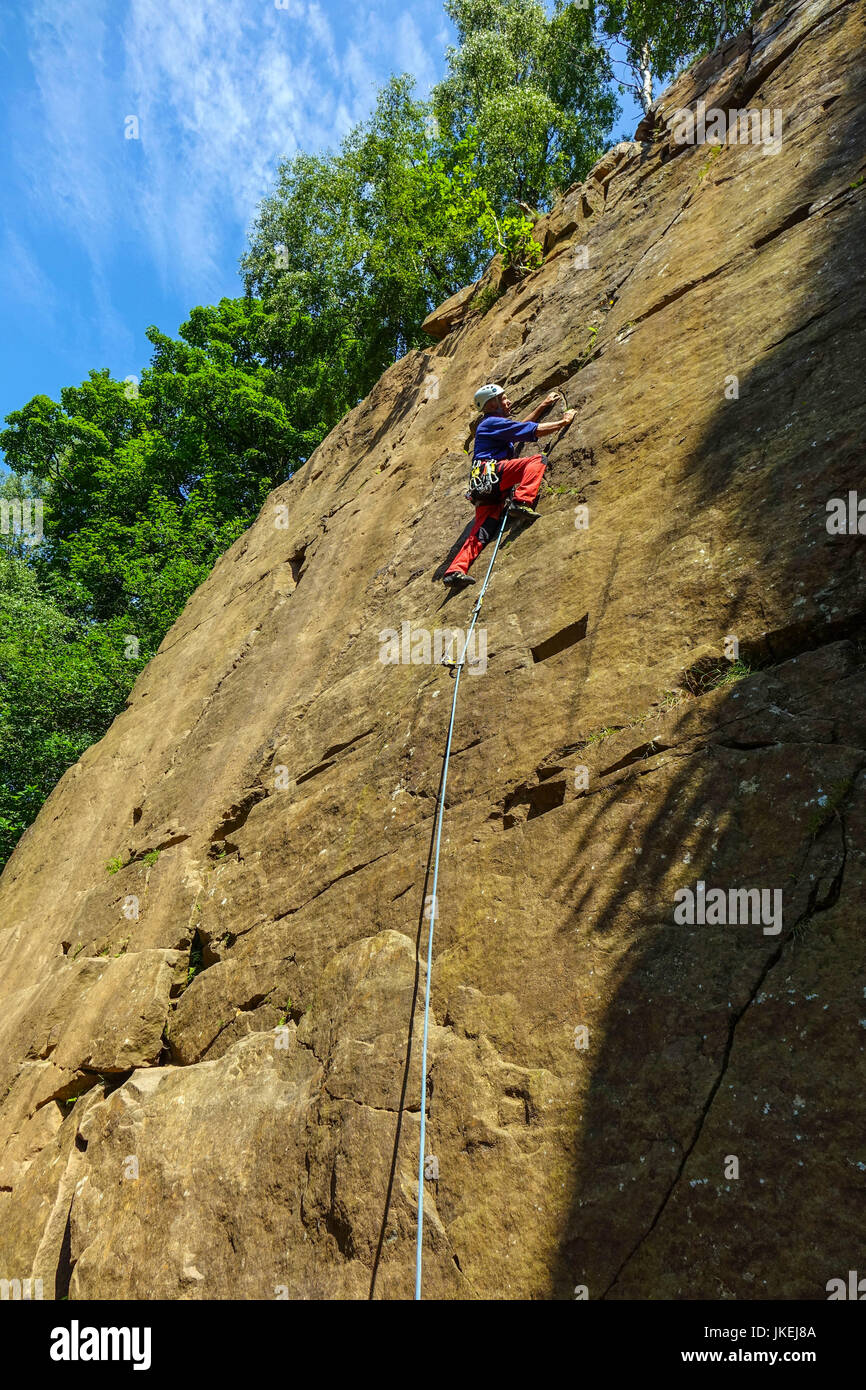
top-left (442, 384), bottom-right (575, 587)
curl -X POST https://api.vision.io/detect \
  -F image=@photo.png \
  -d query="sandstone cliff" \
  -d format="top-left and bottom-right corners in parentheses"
top-left (1, 0), bottom-right (864, 1300)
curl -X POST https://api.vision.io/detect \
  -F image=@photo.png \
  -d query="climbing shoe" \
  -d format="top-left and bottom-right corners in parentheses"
top-left (443, 571), bottom-right (476, 588)
top-left (507, 501), bottom-right (539, 520)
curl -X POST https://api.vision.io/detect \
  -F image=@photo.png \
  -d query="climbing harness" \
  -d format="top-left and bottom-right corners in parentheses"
top-left (466, 456), bottom-right (501, 504)
top-left (414, 502), bottom-right (513, 1300)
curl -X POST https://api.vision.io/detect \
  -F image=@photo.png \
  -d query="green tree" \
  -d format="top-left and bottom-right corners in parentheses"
top-left (0, 470), bottom-right (136, 865)
top-left (598, 0), bottom-right (753, 114)
top-left (2, 301), bottom-right (299, 645)
top-left (433, 0), bottom-right (617, 212)
top-left (0, 303), bottom-right (303, 867)
top-left (243, 76), bottom-right (493, 426)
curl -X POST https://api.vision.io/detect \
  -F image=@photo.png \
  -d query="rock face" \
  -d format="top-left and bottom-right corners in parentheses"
top-left (1, 0), bottom-right (864, 1301)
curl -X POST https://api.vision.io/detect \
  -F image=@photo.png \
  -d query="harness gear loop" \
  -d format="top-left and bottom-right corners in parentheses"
top-left (467, 456), bottom-right (500, 505)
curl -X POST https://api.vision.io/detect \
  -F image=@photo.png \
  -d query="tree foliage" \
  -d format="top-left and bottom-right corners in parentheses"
top-left (0, 306), bottom-right (300, 864)
top-left (433, 0), bottom-right (617, 210)
top-left (2, 302), bottom-right (298, 641)
top-left (244, 7), bottom-right (618, 418)
top-left (243, 77), bottom-right (495, 424)
top-left (0, 538), bottom-right (136, 865)
top-left (597, 0), bottom-right (753, 113)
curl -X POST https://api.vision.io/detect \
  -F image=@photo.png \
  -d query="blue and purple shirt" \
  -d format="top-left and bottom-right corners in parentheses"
top-left (473, 415), bottom-right (539, 462)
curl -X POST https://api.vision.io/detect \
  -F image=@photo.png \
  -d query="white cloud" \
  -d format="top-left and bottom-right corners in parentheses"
top-left (0, 228), bottom-right (57, 317)
top-left (24, 1), bottom-right (117, 252)
top-left (394, 11), bottom-right (438, 93)
top-left (18, 0), bottom-right (452, 310)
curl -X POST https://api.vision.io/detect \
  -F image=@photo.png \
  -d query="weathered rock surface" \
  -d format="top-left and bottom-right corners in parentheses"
top-left (1, 0), bottom-right (864, 1300)
top-left (421, 279), bottom-right (481, 340)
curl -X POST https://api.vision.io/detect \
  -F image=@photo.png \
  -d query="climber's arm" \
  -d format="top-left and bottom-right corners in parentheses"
top-left (536, 410), bottom-right (575, 437)
top-left (524, 391), bottom-right (561, 423)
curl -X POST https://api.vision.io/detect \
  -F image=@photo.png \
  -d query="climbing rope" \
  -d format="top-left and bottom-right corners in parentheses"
top-left (414, 502), bottom-right (513, 1301)
top-left (413, 389), bottom-right (574, 1295)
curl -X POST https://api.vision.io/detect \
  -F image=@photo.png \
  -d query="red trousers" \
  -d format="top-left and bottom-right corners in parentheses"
top-left (446, 454), bottom-right (546, 575)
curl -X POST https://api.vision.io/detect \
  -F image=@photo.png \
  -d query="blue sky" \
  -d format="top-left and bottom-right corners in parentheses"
top-left (0, 0), bottom-right (642, 457)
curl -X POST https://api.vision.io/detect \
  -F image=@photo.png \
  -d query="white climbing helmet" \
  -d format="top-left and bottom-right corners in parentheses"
top-left (473, 382), bottom-right (505, 410)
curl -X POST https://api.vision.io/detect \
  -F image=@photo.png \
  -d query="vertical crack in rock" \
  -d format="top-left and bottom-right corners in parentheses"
top-left (600, 788), bottom-right (856, 1299)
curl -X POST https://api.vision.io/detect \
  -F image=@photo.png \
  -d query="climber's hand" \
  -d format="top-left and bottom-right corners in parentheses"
top-left (562, 409), bottom-right (575, 426)
top-left (543, 391), bottom-right (560, 407)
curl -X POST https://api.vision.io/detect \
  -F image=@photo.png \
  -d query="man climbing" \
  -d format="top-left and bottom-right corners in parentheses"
top-left (443, 384), bottom-right (575, 587)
